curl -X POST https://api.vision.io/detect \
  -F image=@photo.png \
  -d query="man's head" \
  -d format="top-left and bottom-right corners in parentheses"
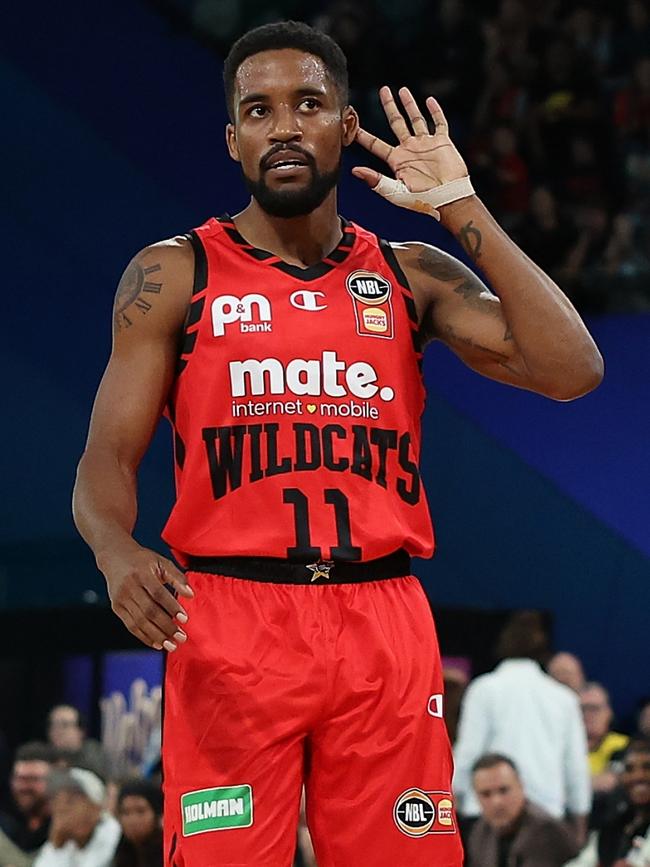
top-left (580, 682), bottom-right (614, 750)
top-left (494, 610), bottom-right (548, 663)
top-left (48, 767), bottom-right (105, 847)
top-left (223, 22), bottom-right (358, 218)
top-left (11, 741), bottom-right (56, 818)
top-left (548, 651), bottom-right (586, 692)
top-left (621, 739), bottom-right (650, 810)
top-left (47, 704), bottom-right (85, 752)
top-left (472, 754), bottom-right (526, 834)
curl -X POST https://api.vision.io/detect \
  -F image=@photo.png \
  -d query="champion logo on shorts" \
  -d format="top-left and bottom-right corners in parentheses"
top-left (181, 785), bottom-right (253, 835)
top-left (393, 788), bottom-right (456, 837)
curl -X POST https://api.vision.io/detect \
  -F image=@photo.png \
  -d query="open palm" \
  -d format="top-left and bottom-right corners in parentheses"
top-left (353, 87), bottom-right (468, 193)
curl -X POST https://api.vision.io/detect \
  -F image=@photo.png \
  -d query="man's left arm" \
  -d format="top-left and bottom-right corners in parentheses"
top-left (353, 87), bottom-right (604, 401)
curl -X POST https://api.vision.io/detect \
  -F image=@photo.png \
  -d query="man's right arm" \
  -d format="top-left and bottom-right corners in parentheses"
top-left (72, 236), bottom-right (195, 651)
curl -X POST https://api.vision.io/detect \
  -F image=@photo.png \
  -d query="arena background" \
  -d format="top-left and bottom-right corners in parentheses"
top-left (1, 0), bottom-right (649, 749)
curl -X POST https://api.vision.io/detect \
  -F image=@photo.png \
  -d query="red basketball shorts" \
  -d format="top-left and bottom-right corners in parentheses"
top-left (162, 572), bottom-right (463, 866)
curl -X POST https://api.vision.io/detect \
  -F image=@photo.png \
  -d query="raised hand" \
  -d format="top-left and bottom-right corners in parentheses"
top-left (352, 86), bottom-right (469, 208)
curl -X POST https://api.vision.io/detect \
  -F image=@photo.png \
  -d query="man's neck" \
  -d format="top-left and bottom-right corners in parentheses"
top-left (232, 195), bottom-right (342, 268)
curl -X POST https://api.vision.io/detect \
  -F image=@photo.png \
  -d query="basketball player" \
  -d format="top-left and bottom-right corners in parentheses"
top-left (72, 21), bottom-right (603, 867)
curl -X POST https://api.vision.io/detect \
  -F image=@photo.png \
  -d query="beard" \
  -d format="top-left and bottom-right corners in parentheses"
top-left (243, 149), bottom-right (341, 218)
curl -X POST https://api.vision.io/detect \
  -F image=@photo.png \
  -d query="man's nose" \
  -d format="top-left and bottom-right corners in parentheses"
top-left (269, 105), bottom-right (302, 142)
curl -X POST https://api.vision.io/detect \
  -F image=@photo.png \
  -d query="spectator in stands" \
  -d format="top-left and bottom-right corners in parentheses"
top-left (564, 738), bottom-right (650, 867)
top-left (635, 698), bottom-right (650, 740)
top-left (466, 753), bottom-right (579, 866)
top-left (46, 706), bottom-right (107, 780)
top-left (580, 683), bottom-right (629, 794)
top-left (515, 188), bottom-right (578, 278)
top-left (112, 780), bottom-right (162, 867)
top-left (34, 768), bottom-right (120, 867)
top-left (443, 665), bottom-right (470, 745)
top-left (0, 742), bottom-right (56, 866)
top-left (548, 651), bottom-right (586, 693)
top-left (453, 611), bottom-right (590, 845)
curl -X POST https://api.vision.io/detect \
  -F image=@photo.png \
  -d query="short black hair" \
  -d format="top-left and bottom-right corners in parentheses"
top-left (223, 21), bottom-right (349, 122)
top-left (118, 779), bottom-right (163, 816)
top-left (14, 741), bottom-right (57, 765)
top-left (625, 738), bottom-right (650, 759)
top-left (495, 610), bottom-right (549, 662)
top-left (472, 753), bottom-right (519, 776)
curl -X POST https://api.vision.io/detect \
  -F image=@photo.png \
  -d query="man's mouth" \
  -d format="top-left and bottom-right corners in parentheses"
top-left (263, 150), bottom-right (310, 172)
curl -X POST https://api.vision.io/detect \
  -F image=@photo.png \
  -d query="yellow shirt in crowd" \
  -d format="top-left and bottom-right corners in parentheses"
top-left (588, 731), bottom-right (630, 774)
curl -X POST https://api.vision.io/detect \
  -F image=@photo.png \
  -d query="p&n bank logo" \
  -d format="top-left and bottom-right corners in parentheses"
top-left (211, 293), bottom-right (272, 337)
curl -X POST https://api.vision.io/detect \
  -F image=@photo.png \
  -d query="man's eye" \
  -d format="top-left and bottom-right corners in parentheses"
top-left (249, 106), bottom-right (268, 118)
top-left (300, 98), bottom-right (320, 111)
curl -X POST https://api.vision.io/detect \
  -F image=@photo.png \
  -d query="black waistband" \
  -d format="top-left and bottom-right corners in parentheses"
top-left (185, 550), bottom-right (411, 584)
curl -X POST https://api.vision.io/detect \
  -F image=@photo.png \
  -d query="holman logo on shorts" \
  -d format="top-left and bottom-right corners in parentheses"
top-left (393, 788), bottom-right (456, 838)
top-left (211, 294), bottom-right (272, 337)
top-left (181, 785), bottom-right (253, 836)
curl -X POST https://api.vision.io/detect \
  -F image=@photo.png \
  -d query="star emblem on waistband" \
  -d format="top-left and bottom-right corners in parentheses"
top-left (306, 561), bottom-right (334, 581)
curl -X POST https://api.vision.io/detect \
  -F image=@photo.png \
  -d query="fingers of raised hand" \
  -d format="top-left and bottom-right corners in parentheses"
top-left (355, 127), bottom-right (393, 161)
top-left (398, 86), bottom-right (430, 136)
top-left (426, 96), bottom-right (449, 135)
top-left (379, 85), bottom-right (412, 142)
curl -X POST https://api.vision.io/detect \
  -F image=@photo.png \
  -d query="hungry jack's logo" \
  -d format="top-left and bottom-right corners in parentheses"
top-left (346, 271), bottom-right (394, 339)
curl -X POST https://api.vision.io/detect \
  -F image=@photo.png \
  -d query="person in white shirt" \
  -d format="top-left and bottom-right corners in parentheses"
top-left (33, 767), bottom-right (120, 867)
top-left (453, 611), bottom-right (591, 845)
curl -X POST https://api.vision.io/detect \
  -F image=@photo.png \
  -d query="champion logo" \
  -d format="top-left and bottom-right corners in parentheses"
top-left (290, 289), bottom-right (327, 311)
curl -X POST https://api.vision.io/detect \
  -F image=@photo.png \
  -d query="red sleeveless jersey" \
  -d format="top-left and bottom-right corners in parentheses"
top-left (161, 215), bottom-right (435, 564)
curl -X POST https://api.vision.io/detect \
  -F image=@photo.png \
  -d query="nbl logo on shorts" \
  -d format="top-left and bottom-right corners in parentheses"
top-left (393, 788), bottom-right (456, 838)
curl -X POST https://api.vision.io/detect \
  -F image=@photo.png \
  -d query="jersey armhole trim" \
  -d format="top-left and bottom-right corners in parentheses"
top-left (379, 239), bottom-right (424, 361)
top-left (176, 230), bottom-right (209, 376)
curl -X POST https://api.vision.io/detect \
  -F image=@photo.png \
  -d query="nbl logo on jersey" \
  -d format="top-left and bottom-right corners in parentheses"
top-left (211, 293), bottom-right (272, 337)
top-left (346, 271), bottom-right (394, 339)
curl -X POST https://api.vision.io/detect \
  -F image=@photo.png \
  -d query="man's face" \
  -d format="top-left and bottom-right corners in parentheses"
top-left (51, 791), bottom-right (99, 846)
top-left (11, 760), bottom-right (51, 816)
top-left (48, 706), bottom-right (83, 751)
top-left (473, 763), bottom-right (526, 834)
top-left (622, 751), bottom-right (650, 807)
top-left (226, 49), bottom-right (357, 218)
top-left (548, 653), bottom-right (584, 692)
top-left (580, 687), bottom-right (613, 745)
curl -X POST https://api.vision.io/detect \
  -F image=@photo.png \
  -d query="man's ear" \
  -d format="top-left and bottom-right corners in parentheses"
top-left (342, 105), bottom-right (359, 147)
top-left (226, 124), bottom-right (240, 162)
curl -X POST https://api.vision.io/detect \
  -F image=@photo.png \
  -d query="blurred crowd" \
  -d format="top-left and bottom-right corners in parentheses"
top-left (2, 615), bottom-right (649, 865)
top-left (151, 0), bottom-right (650, 314)
top-left (0, 702), bottom-right (314, 866)
top-left (449, 611), bottom-right (650, 867)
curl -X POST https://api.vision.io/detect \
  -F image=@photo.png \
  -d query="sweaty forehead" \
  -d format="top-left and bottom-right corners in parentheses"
top-left (234, 49), bottom-right (333, 102)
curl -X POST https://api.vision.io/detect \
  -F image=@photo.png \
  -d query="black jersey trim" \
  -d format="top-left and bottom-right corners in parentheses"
top-left (186, 230), bottom-right (208, 296)
top-left (379, 239), bottom-right (424, 356)
top-left (175, 232), bottom-right (208, 378)
top-left (217, 214), bottom-right (356, 282)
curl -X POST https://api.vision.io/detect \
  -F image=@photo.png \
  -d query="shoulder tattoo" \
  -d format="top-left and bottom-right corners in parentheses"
top-left (113, 257), bottom-right (163, 331)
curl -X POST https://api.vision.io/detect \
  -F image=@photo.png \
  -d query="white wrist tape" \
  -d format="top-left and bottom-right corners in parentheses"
top-left (373, 175), bottom-right (474, 220)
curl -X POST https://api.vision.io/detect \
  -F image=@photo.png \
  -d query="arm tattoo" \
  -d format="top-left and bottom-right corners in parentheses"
top-left (417, 246), bottom-right (500, 317)
top-left (456, 220), bottom-right (482, 261)
top-left (113, 260), bottom-right (162, 331)
top-left (444, 324), bottom-right (520, 377)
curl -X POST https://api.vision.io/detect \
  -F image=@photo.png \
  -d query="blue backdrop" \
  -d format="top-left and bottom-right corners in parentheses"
top-left (2, 0), bottom-right (648, 718)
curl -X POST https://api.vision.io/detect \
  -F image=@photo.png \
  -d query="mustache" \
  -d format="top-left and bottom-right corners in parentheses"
top-left (260, 144), bottom-right (315, 171)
